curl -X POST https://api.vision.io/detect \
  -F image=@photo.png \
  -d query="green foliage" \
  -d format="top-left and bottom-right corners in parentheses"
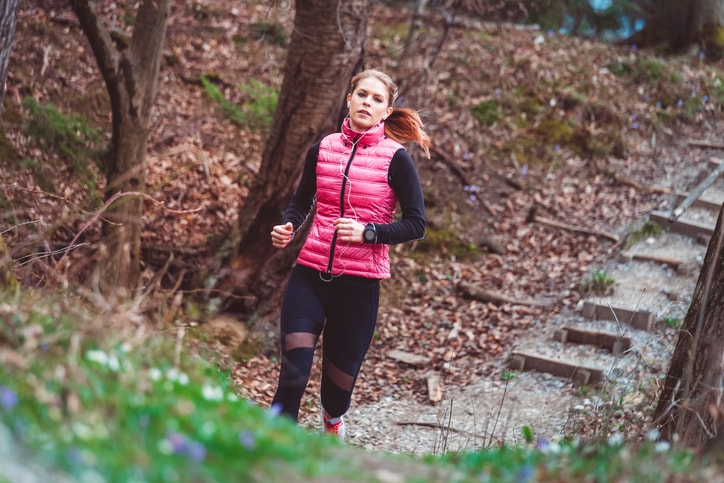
top-left (240, 80), bottom-right (279, 128)
top-left (0, 129), bottom-right (19, 166)
top-left (511, 85), bottom-right (544, 117)
top-left (534, 118), bottom-right (575, 145)
top-left (0, 292), bottom-right (347, 482)
top-left (201, 76), bottom-right (278, 131)
top-left (248, 22), bottom-right (288, 46)
top-left (438, 436), bottom-right (699, 482)
top-left (521, 425), bottom-right (534, 444)
top-left (471, 99), bottom-right (502, 126)
top-left (581, 268), bottom-right (615, 296)
top-left (415, 228), bottom-right (478, 261)
top-left (712, 75), bottom-right (724, 105)
top-left (631, 58), bottom-right (666, 83)
top-left (20, 97), bottom-right (105, 201)
top-left (661, 315), bottom-right (682, 329)
top-left (0, 289), bottom-right (714, 482)
top-left (701, 24), bottom-right (724, 60)
top-left (606, 54), bottom-right (720, 123)
top-left (625, 220), bottom-right (663, 248)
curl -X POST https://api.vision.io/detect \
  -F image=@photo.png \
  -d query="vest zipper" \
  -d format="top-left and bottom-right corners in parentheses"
top-left (325, 143), bottom-right (359, 276)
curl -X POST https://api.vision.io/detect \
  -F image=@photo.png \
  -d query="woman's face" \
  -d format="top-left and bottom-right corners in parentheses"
top-left (347, 76), bottom-right (393, 131)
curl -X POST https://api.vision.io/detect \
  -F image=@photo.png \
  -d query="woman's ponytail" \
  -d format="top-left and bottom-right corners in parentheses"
top-left (384, 107), bottom-right (431, 159)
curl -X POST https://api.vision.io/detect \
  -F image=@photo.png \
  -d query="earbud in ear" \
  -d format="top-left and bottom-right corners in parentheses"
top-left (347, 102), bottom-right (350, 107)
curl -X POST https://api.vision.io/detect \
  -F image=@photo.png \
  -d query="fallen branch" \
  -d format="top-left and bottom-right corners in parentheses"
top-left (688, 139), bottom-right (724, 150)
top-left (527, 207), bottom-right (620, 243)
top-left (612, 172), bottom-right (670, 194)
top-left (457, 282), bottom-right (548, 307)
top-left (630, 253), bottom-right (683, 269)
top-left (395, 420), bottom-right (497, 442)
top-left (430, 145), bottom-right (471, 187)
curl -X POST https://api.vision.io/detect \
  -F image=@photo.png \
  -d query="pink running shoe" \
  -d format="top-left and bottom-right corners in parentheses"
top-left (322, 411), bottom-right (346, 440)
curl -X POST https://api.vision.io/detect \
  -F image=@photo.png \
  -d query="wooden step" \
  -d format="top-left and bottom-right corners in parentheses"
top-left (509, 351), bottom-right (604, 384)
top-left (648, 210), bottom-right (714, 240)
top-left (673, 193), bottom-right (722, 213)
top-left (553, 326), bottom-right (632, 355)
top-left (581, 300), bottom-right (654, 331)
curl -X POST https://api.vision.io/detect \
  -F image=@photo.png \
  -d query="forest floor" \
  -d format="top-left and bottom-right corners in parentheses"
top-left (4, 0), bottom-right (724, 462)
top-left (235, 118), bottom-right (723, 455)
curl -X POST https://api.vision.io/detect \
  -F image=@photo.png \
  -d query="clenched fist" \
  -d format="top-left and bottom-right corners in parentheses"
top-left (271, 222), bottom-right (294, 248)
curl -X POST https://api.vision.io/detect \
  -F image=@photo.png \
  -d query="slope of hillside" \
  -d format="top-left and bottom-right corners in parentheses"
top-left (4, 0), bottom-right (724, 456)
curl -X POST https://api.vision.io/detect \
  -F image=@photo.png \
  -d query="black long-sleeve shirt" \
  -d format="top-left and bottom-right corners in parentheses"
top-left (282, 143), bottom-right (426, 245)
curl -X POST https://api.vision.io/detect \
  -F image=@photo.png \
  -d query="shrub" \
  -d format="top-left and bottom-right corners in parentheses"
top-left (21, 97), bottom-right (106, 201)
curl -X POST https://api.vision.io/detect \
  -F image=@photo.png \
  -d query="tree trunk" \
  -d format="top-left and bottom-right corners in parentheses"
top-left (216, 0), bottom-right (371, 320)
top-left (70, 0), bottom-right (171, 296)
top-left (654, 204), bottom-right (724, 447)
top-left (0, 0), bottom-right (19, 123)
top-left (645, 0), bottom-right (724, 54)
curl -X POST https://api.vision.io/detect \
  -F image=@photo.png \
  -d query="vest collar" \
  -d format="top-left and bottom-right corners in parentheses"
top-left (340, 118), bottom-right (386, 148)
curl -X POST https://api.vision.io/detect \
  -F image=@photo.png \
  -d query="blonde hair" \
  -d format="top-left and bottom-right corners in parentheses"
top-left (349, 69), bottom-right (431, 158)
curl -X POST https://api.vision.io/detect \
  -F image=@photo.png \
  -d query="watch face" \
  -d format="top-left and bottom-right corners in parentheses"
top-left (364, 227), bottom-right (375, 241)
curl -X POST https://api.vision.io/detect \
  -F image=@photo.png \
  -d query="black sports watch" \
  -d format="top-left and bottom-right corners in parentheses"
top-left (363, 223), bottom-right (377, 243)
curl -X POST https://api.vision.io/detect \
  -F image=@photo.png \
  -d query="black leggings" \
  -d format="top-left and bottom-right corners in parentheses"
top-left (271, 265), bottom-right (380, 422)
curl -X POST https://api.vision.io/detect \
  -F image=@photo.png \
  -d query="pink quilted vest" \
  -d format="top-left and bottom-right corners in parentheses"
top-left (296, 119), bottom-right (402, 279)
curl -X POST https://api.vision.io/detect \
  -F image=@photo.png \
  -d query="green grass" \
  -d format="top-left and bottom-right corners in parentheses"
top-left (580, 268), bottom-right (615, 296)
top-left (0, 289), bottom-right (719, 482)
top-left (20, 97), bottom-right (106, 202)
top-left (0, 291), bottom-right (347, 482)
top-left (625, 220), bottom-right (663, 249)
top-left (201, 76), bottom-right (278, 131)
top-left (661, 315), bottom-right (682, 329)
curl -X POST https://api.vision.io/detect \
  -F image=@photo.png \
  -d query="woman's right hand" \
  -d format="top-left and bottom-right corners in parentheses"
top-left (270, 222), bottom-right (294, 248)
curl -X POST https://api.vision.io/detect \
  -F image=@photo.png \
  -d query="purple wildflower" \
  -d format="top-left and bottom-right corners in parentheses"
top-left (165, 431), bottom-right (206, 462)
top-left (166, 431), bottom-right (188, 453)
top-left (239, 430), bottom-right (256, 450)
top-left (186, 441), bottom-right (207, 462)
top-left (0, 386), bottom-right (18, 411)
top-left (268, 403), bottom-right (282, 417)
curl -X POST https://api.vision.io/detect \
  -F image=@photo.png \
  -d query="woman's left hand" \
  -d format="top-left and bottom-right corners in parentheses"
top-left (333, 217), bottom-right (365, 243)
